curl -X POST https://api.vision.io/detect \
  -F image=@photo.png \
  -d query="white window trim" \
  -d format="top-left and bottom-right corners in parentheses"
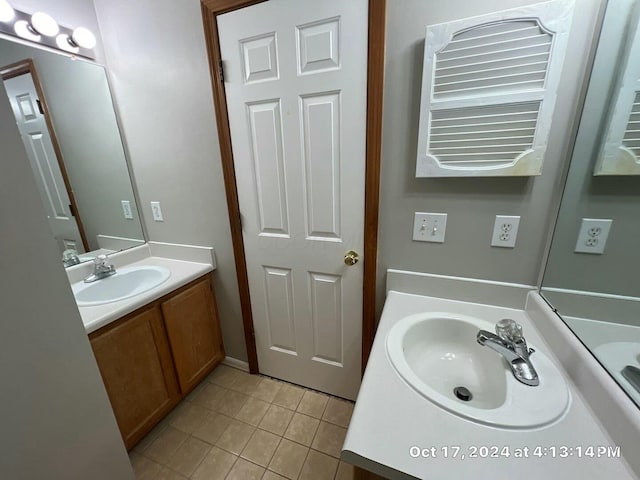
top-left (416, 0), bottom-right (574, 177)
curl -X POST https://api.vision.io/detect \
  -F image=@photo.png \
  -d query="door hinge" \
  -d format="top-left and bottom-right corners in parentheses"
top-left (218, 59), bottom-right (225, 82)
top-left (36, 99), bottom-right (44, 115)
top-left (69, 204), bottom-right (76, 217)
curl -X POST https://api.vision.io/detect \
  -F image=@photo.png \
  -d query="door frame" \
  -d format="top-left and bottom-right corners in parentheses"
top-left (201, 0), bottom-right (385, 375)
top-left (1, 59), bottom-right (90, 253)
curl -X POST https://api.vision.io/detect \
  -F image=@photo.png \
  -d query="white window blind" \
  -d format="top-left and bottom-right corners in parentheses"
top-left (595, 4), bottom-right (640, 176)
top-left (416, 0), bottom-right (574, 177)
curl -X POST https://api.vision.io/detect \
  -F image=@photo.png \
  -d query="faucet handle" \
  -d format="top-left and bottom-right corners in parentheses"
top-left (495, 318), bottom-right (523, 343)
top-left (94, 254), bottom-right (110, 268)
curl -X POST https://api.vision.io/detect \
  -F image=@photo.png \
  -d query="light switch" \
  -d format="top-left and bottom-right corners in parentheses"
top-left (413, 212), bottom-right (447, 243)
top-left (150, 201), bottom-right (164, 222)
top-left (121, 200), bottom-right (133, 219)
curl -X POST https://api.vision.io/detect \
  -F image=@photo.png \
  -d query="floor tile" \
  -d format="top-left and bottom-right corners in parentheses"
top-left (322, 397), bottom-right (354, 428)
top-left (192, 411), bottom-right (232, 445)
top-left (230, 371), bottom-right (263, 395)
top-left (216, 418), bottom-right (256, 455)
top-left (129, 452), bottom-right (162, 480)
top-left (299, 449), bottom-right (339, 480)
top-left (259, 404), bottom-right (294, 435)
top-left (335, 461), bottom-right (355, 480)
top-left (241, 428), bottom-right (281, 467)
top-left (251, 377), bottom-right (282, 403)
top-left (170, 402), bottom-right (210, 434)
top-left (165, 436), bottom-right (210, 477)
top-left (144, 426), bottom-right (188, 464)
top-left (311, 421), bottom-right (347, 458)
top-left (284, 412), bottom-right (320, 447)
top-left (297, 390), bottom-right (329, 419)
top-left (207, 364), bottom-right (241, 389)
top-left (235, 396), bottom-right (270, 426)
top-left (132, 419), bottom-right (168, 454)
top-left (262, 471), bottom-right (288, 480)
top-left (191, 446), bottom-right (236, 480)
top-left (217, 389), bottom-right (250, 417)
top-left (227, 457), bottom-right (265, 480)
top-left (155, 467), bottom-right (188, 480)
top-left (268, 438), bottom-right (309, 480)
top-left (184, 381), bottom-right (206, 403)
top-left (272, 383), bottom-right (305, 410)
top-left (191, 383), bottom-right (227, 410)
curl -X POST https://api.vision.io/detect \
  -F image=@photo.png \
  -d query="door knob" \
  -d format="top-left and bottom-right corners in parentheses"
top-left (344, 250), bottom-right (359, 266)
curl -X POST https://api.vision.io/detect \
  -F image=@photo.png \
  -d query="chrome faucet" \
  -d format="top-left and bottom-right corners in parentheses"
top-left (84, 254), bottom-right (116, 283)
top-left (477, 319), bottom-right (539, 386)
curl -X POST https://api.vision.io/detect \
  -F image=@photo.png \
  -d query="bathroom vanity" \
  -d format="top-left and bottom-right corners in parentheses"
top-left (343, 271), bottom-right (639, 480)
top-left (68, 243), bottom-right (223, 449)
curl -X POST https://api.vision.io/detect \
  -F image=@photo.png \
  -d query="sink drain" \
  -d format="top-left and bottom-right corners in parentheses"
top-left (453, 386), bottom-right (473, 402)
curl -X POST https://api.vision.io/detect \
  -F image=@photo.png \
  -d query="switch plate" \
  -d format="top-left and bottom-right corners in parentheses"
top-left (413, 212), bottom-right (447, 243)
top-left (491, 215), bottom-right (520, 248)
top-left (575, 218), bottom-right (612, 254)
top-left (150, 201), bottom-right (164, 222)
top-left (121, 200), bottom-right (133, 219)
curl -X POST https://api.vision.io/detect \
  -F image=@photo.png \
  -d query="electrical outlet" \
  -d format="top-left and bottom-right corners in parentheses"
top-left (150, 201), bottom-right (164, 222)
top-left (491, 215), bottom-right (520, 248)
top-left (413, 212), bottom-right (447, 243)
top-left (121, 200), bottom-right (133, 219)
top-left (575, 218), bottom-right (612, 254)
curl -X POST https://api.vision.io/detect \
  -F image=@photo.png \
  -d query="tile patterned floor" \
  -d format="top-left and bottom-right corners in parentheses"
top-left (129, 365), bottom-right (357, 480)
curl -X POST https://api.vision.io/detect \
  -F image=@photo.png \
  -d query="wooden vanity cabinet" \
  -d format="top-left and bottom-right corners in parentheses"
top-left (162, 278), bottom-right (225, 394)
top-left (89, 275), bottom-right (224, 450)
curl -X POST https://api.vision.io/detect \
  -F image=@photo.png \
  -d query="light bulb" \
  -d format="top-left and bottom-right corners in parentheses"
top-left (15, 20), bottom-right (40, 41)
top-left (71, 27), bottom-right (96, 49)
top-left (0, 0), bottom-right (14, 22)
top-left (31, 11), bottom-right (59, 37)
top-left (56, 34), bottom-right (79, 54)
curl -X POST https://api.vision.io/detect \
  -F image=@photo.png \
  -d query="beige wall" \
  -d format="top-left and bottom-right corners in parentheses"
top-left (377, 0), bottom-right (604, 313)
top-left (93, 0), bottom-right (248, 361)
top-left (0, 45), bottom-right (133, 480)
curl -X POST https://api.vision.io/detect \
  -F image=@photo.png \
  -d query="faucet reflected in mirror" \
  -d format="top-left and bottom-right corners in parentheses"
top-left (541, 0), bottom-right (640, 407)
top-left (0, 37), bottom-right (144, 267)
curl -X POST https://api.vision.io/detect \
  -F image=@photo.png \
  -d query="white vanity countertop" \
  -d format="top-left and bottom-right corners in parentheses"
top-left (342, 291), bottom-right (637, 480)
top-left (68, 243), bottom-right (215, 334)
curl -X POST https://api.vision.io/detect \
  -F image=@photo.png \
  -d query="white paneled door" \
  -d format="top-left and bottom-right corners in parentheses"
top-left (218, 0), bottom-right (367, 400)
top-left (3, 73), bottom-right (85, 254)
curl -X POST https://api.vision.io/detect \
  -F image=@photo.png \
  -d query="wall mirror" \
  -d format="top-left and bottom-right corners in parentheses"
top-left (541, 0), bottom-right (640, 407)
top-left (0, 37), bottom-right (144, 267)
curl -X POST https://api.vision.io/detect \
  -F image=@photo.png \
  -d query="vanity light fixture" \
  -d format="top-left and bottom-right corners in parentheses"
top-left (0, 0), bottom-right (14, 22)
top-left (0, 3), bottom-right (96, 59)
top-left (55, 34), bottom-right (79, 54)
top-left (30, 11), bottom-right (59, 37)
top-left (70, 27), bottom-right (96, 49)
top-left (14, 20), bottom-right (40, 41)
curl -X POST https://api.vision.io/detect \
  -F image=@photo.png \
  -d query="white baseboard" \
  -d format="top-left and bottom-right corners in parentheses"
top-left (222, 356), bottom-right (250, 372)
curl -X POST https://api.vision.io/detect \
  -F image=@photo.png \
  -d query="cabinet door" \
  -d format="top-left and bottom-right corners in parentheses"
top-left (90, 306), bottom-right (179, 449)
top-left (162, 277), bottom-right (225, 394)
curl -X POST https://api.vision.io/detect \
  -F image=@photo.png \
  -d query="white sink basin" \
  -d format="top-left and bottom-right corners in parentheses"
top-left (386, 312), bottom-right (570, 429)
top-left (72, 265), bottom-right (171, 306)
